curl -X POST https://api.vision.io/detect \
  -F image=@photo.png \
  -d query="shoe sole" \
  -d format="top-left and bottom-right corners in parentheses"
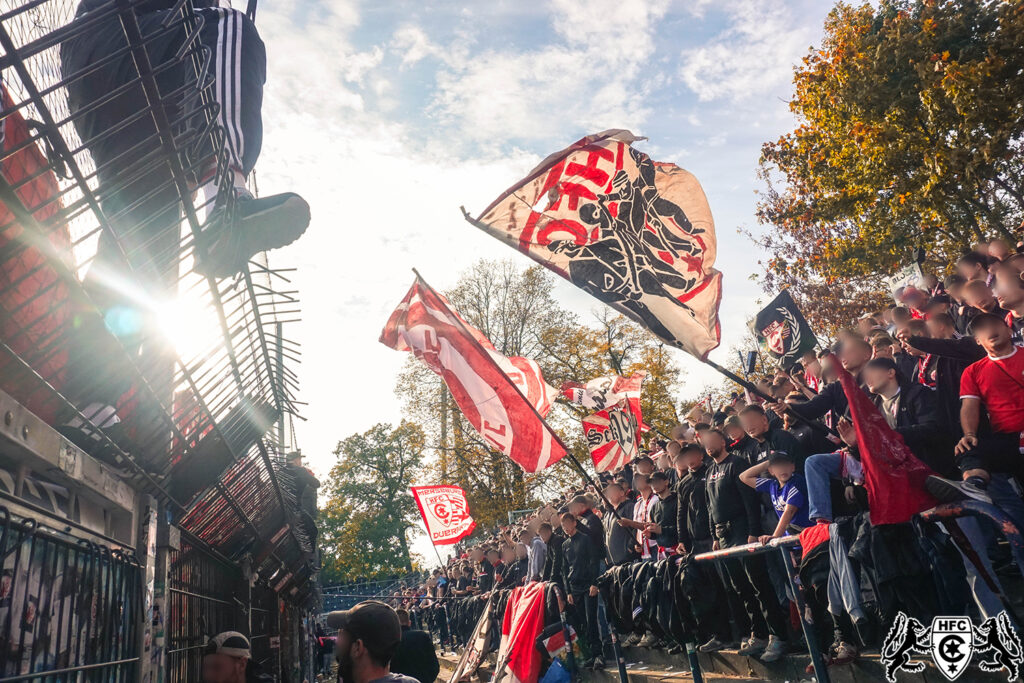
top-left (199, 195), bottom-right (311, 278)
top-left (925, 476), bottom-right (992, 504)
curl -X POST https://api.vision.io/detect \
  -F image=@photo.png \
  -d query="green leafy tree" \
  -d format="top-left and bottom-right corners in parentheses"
top-left (755, 0), bottom-right (1024, 332)
top-left (319, 421), bottom-right (424, 583)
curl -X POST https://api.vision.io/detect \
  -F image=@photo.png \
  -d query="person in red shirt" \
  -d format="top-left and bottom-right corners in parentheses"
top-left (927, 314), bottom-right (1024, 521)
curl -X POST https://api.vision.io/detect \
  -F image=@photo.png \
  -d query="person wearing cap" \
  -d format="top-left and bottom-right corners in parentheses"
top-left (390, 608), bottom-right (440, 683)
top-left (327, 601), bottom-right (418, 683)
top-left (738, 451), bottom-right (811, 542)
top-left (202, 632), bottom-right (270, 683)
top-left (926, 315), bottom-right (1024, 527)
top-left (645, 471), bottom-right (678, 556)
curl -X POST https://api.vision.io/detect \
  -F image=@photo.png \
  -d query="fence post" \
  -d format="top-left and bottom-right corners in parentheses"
top-left (777, 545), bottom-right (830, 683)
top-left (138, 495), bottom-right (161, 683)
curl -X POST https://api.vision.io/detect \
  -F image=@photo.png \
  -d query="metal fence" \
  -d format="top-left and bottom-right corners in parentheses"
top-left (0, 505), bottom-right (142, 682)
top-left (0, 0), bottom-right (317, 680)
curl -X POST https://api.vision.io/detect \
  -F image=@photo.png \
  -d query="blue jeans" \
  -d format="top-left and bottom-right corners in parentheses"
top-left (805, 452), bottom-right (843, 522)
top-left (946, 515), bottom-right (1006, 619)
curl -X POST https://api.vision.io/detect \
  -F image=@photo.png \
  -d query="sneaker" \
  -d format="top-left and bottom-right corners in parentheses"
top-left (759, 636), bottom-right (787, 663)
top-left (698, 637), bottom-right (728, 653)
top-left (197, 191), bottom-right (310, 278)
top-left (591, 657), bottom-right (605, 670)
top-left (666, 644), bottom-right (683, 655)
top-left (926, 475), bottom-right (993, 504)
top-left (737, 636), bottom-right (768, 657)
top-left (580, 657), bottom-right (595, 669)
top-left (831, 641), bottom-right (858, 665)
top-left (637, 633), bottom-right (660, 648)
top-left (622, 633), bottom-right (642, 647)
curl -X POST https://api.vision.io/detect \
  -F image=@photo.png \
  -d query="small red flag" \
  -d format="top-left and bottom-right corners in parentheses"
top-left (411, 485), bottom-right (476, 546)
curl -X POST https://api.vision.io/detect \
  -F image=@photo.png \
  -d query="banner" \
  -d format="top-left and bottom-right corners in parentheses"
top-left (751, 289), bottom-right (817, 369)
top-left (835, 356), bottom-right (939, 525)
top-left (469, 130), bottom-right (722, 359)
top-left (885, 262), bottom-right (924, 302)
top-left (381, 277), bottom-right (566, 472)
top-left (411, 485), bottom-right (476, 545)
top-left (583, 403), bottom-right (640, 472)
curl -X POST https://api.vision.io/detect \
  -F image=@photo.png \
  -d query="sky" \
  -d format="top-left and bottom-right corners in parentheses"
top-left (246, 0), bottom-right (837, 485)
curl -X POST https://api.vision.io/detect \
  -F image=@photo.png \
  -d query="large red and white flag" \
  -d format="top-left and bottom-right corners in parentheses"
top-left (561, 371), bottom-right (646, 430)
top-left (411, 485), bottom-right (476, 545)
top-left (582, 403), bottom-right (640, 472)
top-left (381, 277), bottom-right (566, 472)
top-left (468, 130), bottom-right (721, 359)
top-left (494, 583), bottom-right (546, 683)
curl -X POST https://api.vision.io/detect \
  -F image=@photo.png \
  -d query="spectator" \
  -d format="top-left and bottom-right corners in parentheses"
top-left (993, 263), bottom-right (1024, 342)
top-left (646, 471), bottom-right (678, 554)
top-left (601, 483), bottom-right (638, 566)
top-left (619, 473), bottom-right (660, 560)
top-left (957, 252), bottom-right (991, 284)
top-left (328, 602), bottom-right (418, 683)
top-left (560, 513), bottom-right (603, 669)
top-left (704, 428), bottom-right (789, 662)
top-left (527, 529), bottom-right (547, 583)
top-left (202, 632), bottom-right (270, 683)
top-left (737, 404), bottom-right (805, 468)
top-left (391, 608), bottom-right (440, 683)
top-left (569, 495), bottom-right (607, 560)
top-left (739, 451), bottom-right (812, 543)
top-left (539, 522), bottom-right (565, 583)
top-left (926, 315), bottom-right (1024, 534)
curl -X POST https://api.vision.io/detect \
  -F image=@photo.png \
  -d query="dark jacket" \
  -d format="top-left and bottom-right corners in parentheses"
top-left (391, 626), bottom-right (441, 683)
top-left (788, 373), bottom-right (868, 424)
top-left (579, 509), bottom-right (607, 559)
top-left (871, 383), bottom-right (956, 477)
top-left (561, 531), bottom-right (599, 592)
top-left (650, 491), bottom-right (679, 548)
top-left (746, 427), bottom-right (806, 468)
top-left (706, 454), bottom-right (762, 536)
top-left (676, 461), bottom-right (713, 550)
top-left (905, 335), bottom-right (985, 428)
top-left (603, 498), bottom-right (637, 566)
top-left (542, 530), bottom-right (565, 582)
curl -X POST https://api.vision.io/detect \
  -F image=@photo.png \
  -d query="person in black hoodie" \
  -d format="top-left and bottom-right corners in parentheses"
top-left (601, 484), bottom-right (638, 566)
top-left (390, 608), bottom-right (440, 683)
top-left (560, 513), bottom-right (603, 668)
top-left (772, 337), bottom-right (872, 425)
top-left (539, 523), bottom-right (565, 583)
top-left (737, 405), bottom-right (805, 469)
top-left (704, 428), bottom-right (789, 663)
top-left (897, 319), bottom-right (985, 429)
top-left (646, 472), bottom-right (678, 553)
top-left (569, 495), bottom-right (607, 561)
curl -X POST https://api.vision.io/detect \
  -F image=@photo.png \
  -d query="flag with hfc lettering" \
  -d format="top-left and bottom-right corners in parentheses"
top-left (381, 276), bottom-right (566, 472)
top-left (467, 130), bottom-right (721, 359)
top-left (411, 485), bottom-right (476, 545)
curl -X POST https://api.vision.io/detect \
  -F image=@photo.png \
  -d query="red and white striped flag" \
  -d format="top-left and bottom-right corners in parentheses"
top-left (380, 277), bottom-right (566, 472)
top-left (561, 371), bottom-right (646, 430)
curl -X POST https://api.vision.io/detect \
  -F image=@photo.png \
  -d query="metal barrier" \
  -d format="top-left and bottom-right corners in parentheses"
top-left (694, 535), bottom-right (829, 683)
top-left (0, 505), bottom-right (142, 682)
top-left (0, 1), bottom-right (320, 680)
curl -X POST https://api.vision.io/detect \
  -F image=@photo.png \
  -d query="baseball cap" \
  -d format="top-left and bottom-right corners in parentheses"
top-left (326, 601), bottom-right (402, 656)
top-left (204, 631), bottom-right (251, 659)
top-left (766, 450), bottom-right (794, 465)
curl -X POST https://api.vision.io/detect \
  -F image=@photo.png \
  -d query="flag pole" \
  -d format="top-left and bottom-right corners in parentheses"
top-left (701, 357), bottom-right (837, 437)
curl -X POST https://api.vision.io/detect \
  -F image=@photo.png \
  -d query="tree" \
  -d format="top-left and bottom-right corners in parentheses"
top-left (393, 259), bottom-right (686, 530)
top-left (319, 421), bottom-right (424, 583)
top-left (754, 0), bottom-right (1024, 332)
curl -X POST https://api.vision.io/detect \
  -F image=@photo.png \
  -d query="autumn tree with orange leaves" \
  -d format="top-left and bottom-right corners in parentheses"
top-left (754, 0), bottom-right (1024, 334)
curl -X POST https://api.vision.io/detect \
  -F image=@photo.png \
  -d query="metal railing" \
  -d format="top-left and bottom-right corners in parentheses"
top-left (0, 505), bottom-right (141, 682)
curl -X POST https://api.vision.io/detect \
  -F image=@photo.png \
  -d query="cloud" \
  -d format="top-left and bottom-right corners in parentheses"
top-left (426, 0), bottom-right (670, 146)
top-left (679, 1), bottom-right (815, 102)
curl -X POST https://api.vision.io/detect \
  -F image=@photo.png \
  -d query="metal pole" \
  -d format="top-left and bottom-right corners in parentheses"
top-left (276, 321), bottom-right (286, 453)
top-left (777, 545), bottom-right (830, 683)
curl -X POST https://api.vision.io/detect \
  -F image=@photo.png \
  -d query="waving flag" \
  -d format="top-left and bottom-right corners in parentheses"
top-left (468, 129), bottom-right (721, 359)
top-left (582, 403), bottom-right (640, 472)
top-left (411, 485), bottom-right (476, 545)
top-left (835, 356), bottom-right (938, 525)
top-left (381, 277), bottom-right (566, 472)
top-left (560, 371), bottom-right (645, 413)
top-left (752, 290), bottom-right (817, 370)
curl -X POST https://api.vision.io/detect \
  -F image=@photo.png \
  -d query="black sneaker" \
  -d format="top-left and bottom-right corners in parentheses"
top-left (197, 191), bottom-right (310, 278)
top-left (926, 475), bottom-right (993, 504)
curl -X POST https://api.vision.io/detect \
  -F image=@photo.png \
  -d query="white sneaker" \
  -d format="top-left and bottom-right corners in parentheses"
top-left (760, 636), bottom-right (788, 662)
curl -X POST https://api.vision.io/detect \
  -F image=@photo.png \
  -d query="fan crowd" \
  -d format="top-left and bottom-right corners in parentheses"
top-left (398, 241), bottom-right (1024, 676)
